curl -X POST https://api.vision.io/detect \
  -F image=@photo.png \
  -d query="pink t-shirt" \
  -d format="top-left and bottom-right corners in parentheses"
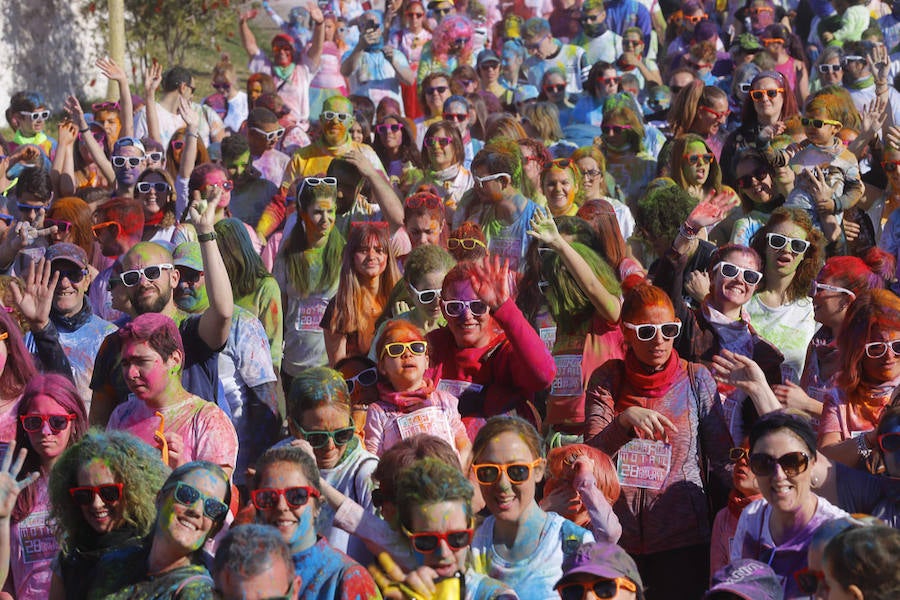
top-left (107, 395), bottom-right (238, 473)
top-left (9, 481), bottom-right (55, 599)
top-left (364, 389), bottom-right (467, 459)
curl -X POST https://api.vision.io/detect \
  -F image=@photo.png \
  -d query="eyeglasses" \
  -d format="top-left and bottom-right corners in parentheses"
top-left (524, 34), bottom-right (549, 51)
top-left (729, 447), bottom-right (750, 462)
top-left (810, 280), bottom-right (856, 300)
top-left (177, 268), bottom-right (204, 284)
top-left (212, 83), bottom-right (232, 92)
top-left (471, 459), bottom-right (542, 484)
top-left (442, 298), bottom-right (489, 317)
top-left (251, 485), bottom-right (321, 510)
top-left (405, 192), bottom-right (442, 209)
top-left (883, 160), bottom-right (900, 173)
top-left (381, 340), bottom-right (428, 359)
top-left (794, 568), bottom-right (825, 595)
top-left (761, 37), bottom-right (784, 46)
top-left (683, 152), bottom-right (714, 165)
top-left (120, 263), bottom-right (174, 287)
top-left (748, 6), bottom-right (774, 14)
top-left (19, 110), bottom-right (50, 122)
top-left (250, 126), bottom-right (286, 142)
top-left (447, 237), bottom-right (486, 250)
top-left (297, 423), bottom-right (357, 448)
top-left (304, 176), bottom-right (337, 187)
top-left (112, 155), bottom-right (144, 168)
top-left (474, 172), bottom-right (511, 186)
top-left (749, 88), bottom-right (784, 101)
top-left (736, 167), bottom-right (769, 188)
top-left (376, 122), bottom-right (404, 134)
top-left (599, 76), bottom-right (621, 85)
top-left (748, 451), bottom-right (810, 477)
top-left (622, 321), bottom-right (682, 341)
top-left (16, 202), bottom-right (50, 213)
top-left (425, 136), bottom-right (453, 148)
top-left (344, 367), bottom-right (378, 393)
top-left (800, 117), bottom-right (842, 129)
top-left (168, 481), bottom-right (228, 521)
top-left (842, 55), bottom-right (866, 65)
top-left (409, 282), bottom-right (441, 305)
top-left (718, 261), bottom-right (763, 285)
top-left (426, 85), bottom-right (449, 96)
top-left (69, 483), bottom-right (123, 505)
top-left (557, 578), bottom-right (638, 600)
top-left (818, 63), bottom-right (842, 73)
top-left (766, 232), bottom-right (810, 254)
top-left (877, 431), bottom-right (900, 453)
top-left (20, 413), bottom-right (76, 433)
top-left (683, 13), bottom-right (707, 23)
top-left (52, 266), bottom-right (88, 283)
top-left (864, 340), bottom-right (900, 359)
top-left (698, 105), bottom-right (730, 120)
top-left (443, 112), bottom-right (468, 122)
top-left (581, 168), bottom-right (602, 179)
top-left (91, 221), bottom-right (120, 238)
top-left (321, 111), bottom-right (352, 123)
top-left (543, 84), bottom-right (565, 94)
top-left (146, 151), bottom-right (164, 162)
top-left (601, 124), bottom-right (631, 134)
top-left (401, 524), bottom-right (474, 553)
top-left (136, 181), bottom-right (171, 194)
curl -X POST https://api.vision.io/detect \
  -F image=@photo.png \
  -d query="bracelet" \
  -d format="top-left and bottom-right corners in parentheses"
top-left (679, 223), bottom-right (697, 240)
top-left (185, 131), bottom-right (200, 140)
top-left (197, 231), bottom-right (217, 242)
top-left (857, 433), bottom-right (872, 460)
top-left (78, 127), bottom-right (90, 133)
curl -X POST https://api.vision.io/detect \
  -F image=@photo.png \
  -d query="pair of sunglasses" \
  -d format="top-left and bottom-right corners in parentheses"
top-left (471, 460), bottom-right (542, 485)
top-left (168, 481), bottom-right (229, 521)
top-left (766, 233), bottom-right (810, 254)
top-left (251, 486), bottom-right (320, 510)
top-left (381, 341), bottom-right (427, 359)
top-left (748, 451), bottom-right (809, 477)
top-left (622, 321), bottom-right (682, 341)
top-left (718, 261), bottom-right (762, 285)
top-left (345, 367), bottom-right (378, 393)
top-left (69, 483), bottom-right (123, 505)
top-left (20, 413), bottom-right (76, 433)
top-left (401, 523), bottom-right (473, 553)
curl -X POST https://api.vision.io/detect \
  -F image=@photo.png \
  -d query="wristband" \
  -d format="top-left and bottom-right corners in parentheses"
top-left (185, 131), bottom-right (200, 140)
top-left (79, 127), bottom-right (90, 134)
top-left (857, 433), bottom-right (872, 460)
top-left (679, 223), bottom-right (698, 240)
top-left (197, 231), bottom-right (217, 242)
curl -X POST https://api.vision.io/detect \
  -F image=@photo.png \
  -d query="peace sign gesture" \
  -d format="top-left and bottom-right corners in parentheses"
top-left (0, 441), bottom-right (41, 520)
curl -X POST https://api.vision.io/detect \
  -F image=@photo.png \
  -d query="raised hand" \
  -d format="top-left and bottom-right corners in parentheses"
top-left (686, 189), bottom-right (740, 230)
top-left (189, 184), bottom-right (221, 232)
top-left (808, 167), bottom-right (836, 211)
top-left (469, 255), bottom-right (510, 311)
top-left (0, 441), bottom-right (40, 521)
top-left (527, 208), bottom-right (562, 246)
top-left (177, 96), bottom-right (200, 131)
top-left (307, 1), bottom-right (324, 24)
top-left (144, 60), bottom-right (162, 98)
top-left (711, 349), bottom-right (769, 394)
top-left (63, 95), bottom-right (87, 128)
top-left (57, 121), bottom-right (79, 147)
top-left (96, 56), bottom-right (127, 83)
top-left (10, 258), bottom-right (60, 331)
top-left (239, 8), bottom-right (259, 21)
top-left (868, 43), bottom-right (890, 85)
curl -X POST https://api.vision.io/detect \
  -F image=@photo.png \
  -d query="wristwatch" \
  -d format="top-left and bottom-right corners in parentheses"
top-left (197, 231), bottom-right (217, 243)
top-left (857, 433), bottom-right (872, 460)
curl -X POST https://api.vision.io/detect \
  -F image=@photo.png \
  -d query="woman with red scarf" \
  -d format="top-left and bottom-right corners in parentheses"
top-left (584, 283), bottom-right (732, 600)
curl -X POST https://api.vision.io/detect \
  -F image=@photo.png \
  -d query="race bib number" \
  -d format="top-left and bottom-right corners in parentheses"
top-left (551, 354), bottom-right (583, 396)
top-left (18, 510), bottom-right (55, 564)
top-left (296, 297), bottom-right (328, 332)
top-left (396, 406), bottom-right (454, 446)
top-left (617, 438), bottom-right (672, 490)
top-left (540, 326), bottom-right (558, 351)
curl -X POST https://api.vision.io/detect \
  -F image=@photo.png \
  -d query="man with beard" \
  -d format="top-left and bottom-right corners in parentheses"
top-left (240, 4), bottom-right (326, 132)
top-left (88, 196), bottom-right (234, 426)
top-left (281, 95), bottom-right (387, 189)
top-left (572, 0), bottom-right (623, 64)
top-left (172, 241), bottom-right (279, 492)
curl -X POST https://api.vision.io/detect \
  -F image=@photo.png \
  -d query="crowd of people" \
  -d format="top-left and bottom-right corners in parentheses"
top-left (6, 0), bottom-right (900, 597)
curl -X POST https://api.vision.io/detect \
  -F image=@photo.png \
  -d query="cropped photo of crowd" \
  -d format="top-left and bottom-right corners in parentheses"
top-left (5, 0), bottom-right (900, 597)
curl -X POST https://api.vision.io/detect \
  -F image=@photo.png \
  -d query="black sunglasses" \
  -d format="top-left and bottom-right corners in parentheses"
top-left (749, 451), bottom-right (810, 477)
top-left (69, 483), bottom-right (123, 505)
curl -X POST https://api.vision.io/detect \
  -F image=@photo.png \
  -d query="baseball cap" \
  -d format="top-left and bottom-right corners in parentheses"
top-left (477, 49), bottom-right (501, 68)
top-left (555, 543), bottom-right (644, 597)
top-left (427, 0), bottom-right (453, 8)
top-left (704, 559), bottom-right (784, 600)
top-left (45, 243), bottom-right (88, 270)
top-left (173, 241), bottom-right (203, 272)
top-left (113, 136), bottom-right (146, 155)
top-left (514, 85), bottom-right (540, 103)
